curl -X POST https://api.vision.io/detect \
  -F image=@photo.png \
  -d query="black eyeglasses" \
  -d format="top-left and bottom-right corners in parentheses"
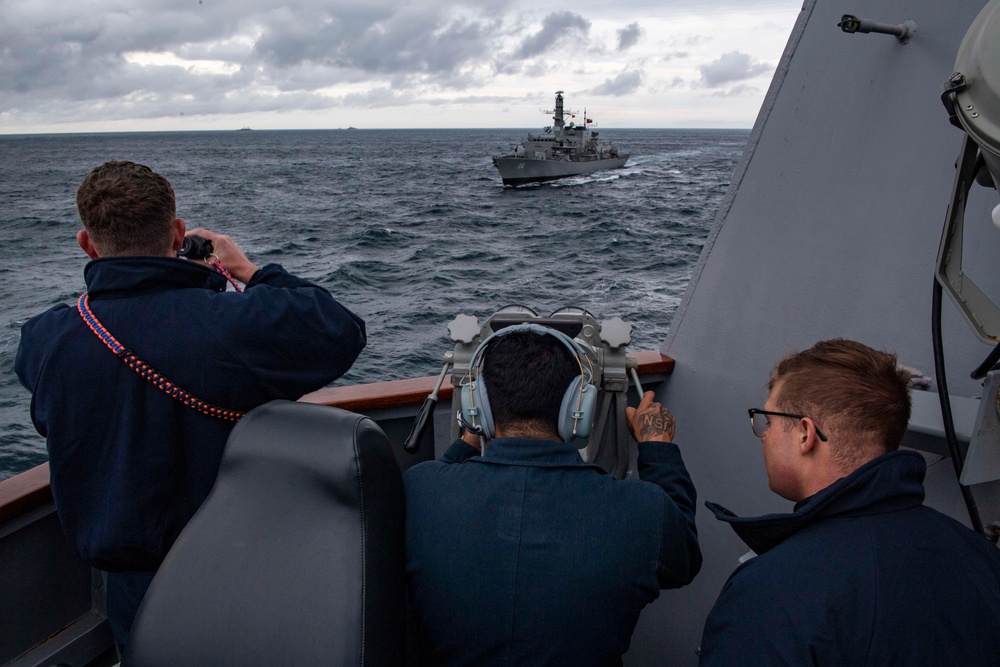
top-left (748, 408), bottom-right (828, 442)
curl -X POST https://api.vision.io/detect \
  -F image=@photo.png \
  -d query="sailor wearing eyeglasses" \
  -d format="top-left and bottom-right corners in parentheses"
top-left (698, 338), bottom-right (1000, 666)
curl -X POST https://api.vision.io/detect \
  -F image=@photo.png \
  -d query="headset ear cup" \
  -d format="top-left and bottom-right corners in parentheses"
top-left (460, 376), bottom-right (495, 438)
top-left (459, 384), bottom-right (478, 433)
top-left (474, 377), bottom-right (495, 438)
top-left (574, 383), bottom-right (598, 439)
top-left (559, 377), bottom-right (598, 443)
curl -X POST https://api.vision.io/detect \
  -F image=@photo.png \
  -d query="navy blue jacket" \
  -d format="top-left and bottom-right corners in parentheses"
top-left (699, 450), bottom-right (1000, 666)
top-left (16, 256), bottom-right (366, 572)
top-left (405, 437), bottom-right (701, 667)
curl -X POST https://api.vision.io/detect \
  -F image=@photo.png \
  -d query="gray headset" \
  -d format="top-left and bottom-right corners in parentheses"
top-left (459, 323), bottom-right (598, 443)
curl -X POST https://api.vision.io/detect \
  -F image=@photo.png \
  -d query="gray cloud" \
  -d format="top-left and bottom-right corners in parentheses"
top-left (588, 70), bottom-right (643, 96)
top-left (616, 22), bottom-right (643, 51)
top-left (0, 0), bottom-right (795, 128)
top-left (0, 2), bottom-right (510, 122)
top-left (251, 8), bottom-right (497, 80)
top-left (710, 83), bottom-right (759, 97)
top-left (514, 11), bottom-right (590, 59)
top-left (524, 61), bottom-right (551, 77)
top-left (672, 35), bottom-right (711, 48)
top-left (698, 51), bottom-right (770, 87)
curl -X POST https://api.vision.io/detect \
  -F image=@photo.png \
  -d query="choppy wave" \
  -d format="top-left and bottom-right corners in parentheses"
top-left (0, 128), bottom-right (748, 478)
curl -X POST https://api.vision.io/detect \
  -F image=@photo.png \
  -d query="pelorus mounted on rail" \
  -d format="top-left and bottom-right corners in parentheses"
top-left (492, 91), bottom-right (629, 186)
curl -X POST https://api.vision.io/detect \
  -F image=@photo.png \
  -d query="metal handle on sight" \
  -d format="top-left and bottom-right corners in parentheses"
top-left (403, 357), bottom-right (452, 454)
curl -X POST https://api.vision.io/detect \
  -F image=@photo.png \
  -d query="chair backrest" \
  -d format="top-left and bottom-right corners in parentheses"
top-left (124, 400), bottom-right (406, 666)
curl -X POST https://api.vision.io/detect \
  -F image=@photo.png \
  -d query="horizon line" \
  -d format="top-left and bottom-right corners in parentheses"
top-left (0, 126), bottom-right (754, 137)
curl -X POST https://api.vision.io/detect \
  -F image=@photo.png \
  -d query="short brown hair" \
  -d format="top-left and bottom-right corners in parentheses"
top-left (76, 161), bottom-right (176, 256)
top-left (769, 339), bottom-right (911, 471)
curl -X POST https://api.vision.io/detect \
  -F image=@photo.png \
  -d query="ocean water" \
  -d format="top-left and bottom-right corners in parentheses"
top-left (0, 128), bottom-right (748, 479)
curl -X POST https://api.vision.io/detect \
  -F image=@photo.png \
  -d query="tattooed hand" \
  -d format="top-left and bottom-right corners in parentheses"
top-left (626, 391), bottom-right (676, 443)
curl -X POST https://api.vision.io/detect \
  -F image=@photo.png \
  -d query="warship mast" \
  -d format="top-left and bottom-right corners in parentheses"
top-left (550, 90), bottom-right (566, 130)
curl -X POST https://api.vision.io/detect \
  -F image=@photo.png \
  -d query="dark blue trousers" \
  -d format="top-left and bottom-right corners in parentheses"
top-left (104, 570), bottom-right (156, 655)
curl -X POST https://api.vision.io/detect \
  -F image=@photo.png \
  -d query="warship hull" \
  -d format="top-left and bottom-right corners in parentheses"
top-left (492, 155), bottom-right (629, 186)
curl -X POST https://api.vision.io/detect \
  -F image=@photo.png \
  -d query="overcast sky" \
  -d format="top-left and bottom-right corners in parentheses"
top-left (0, 0), bottom-right (802, 133)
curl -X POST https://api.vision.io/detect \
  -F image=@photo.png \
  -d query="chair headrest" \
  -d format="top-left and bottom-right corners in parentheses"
top-left (124, 400), bottom-right (406, 666)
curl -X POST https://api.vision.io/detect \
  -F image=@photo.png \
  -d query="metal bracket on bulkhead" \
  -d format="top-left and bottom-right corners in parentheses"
top-left (960, 369), bottom-right (1000, 487)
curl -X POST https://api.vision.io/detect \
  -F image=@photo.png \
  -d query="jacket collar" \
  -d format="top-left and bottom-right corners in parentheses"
top-left (474, 437), bottom-right (608, 472)
top-left (706, 450), bottom-right (927, 555)
top-left (84, 256), bottom-right (227, 297)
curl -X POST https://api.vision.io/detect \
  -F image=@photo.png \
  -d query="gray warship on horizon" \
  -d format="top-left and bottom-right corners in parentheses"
top-left (492, 91), bottom-right (629, 186)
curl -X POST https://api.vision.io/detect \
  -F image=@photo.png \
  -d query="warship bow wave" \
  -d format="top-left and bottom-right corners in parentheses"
top-left (492, 91), bottom-right (629, 186)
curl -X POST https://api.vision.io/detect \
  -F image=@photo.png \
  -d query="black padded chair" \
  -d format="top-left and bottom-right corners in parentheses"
top-left (123, 400), bottom-right (406, 666)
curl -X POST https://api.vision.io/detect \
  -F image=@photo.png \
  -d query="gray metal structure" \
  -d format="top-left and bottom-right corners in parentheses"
top-left (626, 0), bottom-right (1000, 663)
top-left (492, 91), bottom-right (629, 186)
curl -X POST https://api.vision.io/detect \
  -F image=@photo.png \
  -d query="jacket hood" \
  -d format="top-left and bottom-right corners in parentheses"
top-left (84, 256), bottom-right (226, 297)
top-left (706, 450), bottom-right (926, 555)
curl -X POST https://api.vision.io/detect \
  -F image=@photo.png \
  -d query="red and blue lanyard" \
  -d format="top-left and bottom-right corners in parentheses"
top-left (76, 261), bottom-right (245, 422)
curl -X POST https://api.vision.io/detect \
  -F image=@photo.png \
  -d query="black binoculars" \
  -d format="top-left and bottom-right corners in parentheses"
top-left (177, 235), bottom-right (214, 260)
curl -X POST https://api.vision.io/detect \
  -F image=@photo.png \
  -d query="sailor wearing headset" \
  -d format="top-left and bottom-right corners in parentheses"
top-left (404, 323), bottom-right (702, 667)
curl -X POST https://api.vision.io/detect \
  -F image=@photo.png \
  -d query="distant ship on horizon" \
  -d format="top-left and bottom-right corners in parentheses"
top-left (491, 91), bottom-right (629, 186)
